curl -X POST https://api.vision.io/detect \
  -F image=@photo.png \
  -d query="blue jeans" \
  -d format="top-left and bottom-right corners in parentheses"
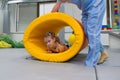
top-left (82, 0), bottom-right (105, 66)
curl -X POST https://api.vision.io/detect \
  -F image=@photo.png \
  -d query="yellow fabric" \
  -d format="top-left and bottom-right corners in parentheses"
top-left (24, 12), bottom-right (86, 62)
top-left (0, 41), bottom-right (12, 48)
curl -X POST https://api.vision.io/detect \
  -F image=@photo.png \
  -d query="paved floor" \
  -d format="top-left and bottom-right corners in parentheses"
top-left (0, 48), bottom-right (120, 80)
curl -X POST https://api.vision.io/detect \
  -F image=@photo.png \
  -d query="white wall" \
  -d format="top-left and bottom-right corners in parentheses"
top-left (0, 1), bottom-right (3, 33)
top-left (9, 4), bottom-right (16, 33)
top-left (102, 8), bottom-right (107, 25)
top-left (39, 3), bottom-right (55, 16)
top-left (0, 10), bottom-right (3, 33)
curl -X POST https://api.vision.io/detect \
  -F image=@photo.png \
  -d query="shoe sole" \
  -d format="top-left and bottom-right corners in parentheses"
top-left (97, 57), bottom-right (108, 65)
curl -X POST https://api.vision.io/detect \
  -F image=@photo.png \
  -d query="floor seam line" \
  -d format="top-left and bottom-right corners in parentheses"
top-left (94, 66), bottom-right (99, 80)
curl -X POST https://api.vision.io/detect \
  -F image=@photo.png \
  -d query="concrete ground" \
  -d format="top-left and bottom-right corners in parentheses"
top-left (0, 48), bottom-right (120, 80)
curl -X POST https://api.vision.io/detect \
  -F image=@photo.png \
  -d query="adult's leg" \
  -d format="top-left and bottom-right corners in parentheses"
top-left (85, 0), bottom-right (105, 67)
top-left (82, 11), bottom-right (88, 38)
top-left (95, 1), bottom-right (109, 64)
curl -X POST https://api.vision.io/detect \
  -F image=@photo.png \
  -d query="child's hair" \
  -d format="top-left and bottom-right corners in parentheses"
top-left (45, 32), bottom-right (55, 38)
top-left (44, 32), bottom-right (61, 43)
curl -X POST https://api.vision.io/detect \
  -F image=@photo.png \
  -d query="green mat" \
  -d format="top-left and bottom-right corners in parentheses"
top-left (0, 34), bottom-right (24, 48)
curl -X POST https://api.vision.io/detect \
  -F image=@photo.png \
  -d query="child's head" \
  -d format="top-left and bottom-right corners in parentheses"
top-left (44, 32), bottom-right (60, 48)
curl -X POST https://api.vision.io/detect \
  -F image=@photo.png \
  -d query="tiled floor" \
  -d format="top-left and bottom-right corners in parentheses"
top-left (0, 48), bottom-right (120, 80)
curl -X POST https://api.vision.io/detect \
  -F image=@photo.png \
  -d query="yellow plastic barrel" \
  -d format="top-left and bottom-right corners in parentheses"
top-left (24, 12), bottom-right (88, 62)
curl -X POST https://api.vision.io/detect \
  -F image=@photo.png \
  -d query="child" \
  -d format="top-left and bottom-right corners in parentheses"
top-left (44, 32), bottom-right (68, 53)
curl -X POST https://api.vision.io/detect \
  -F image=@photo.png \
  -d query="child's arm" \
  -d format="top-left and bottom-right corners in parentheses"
top-left (47, 47), bottom-right (52, 53)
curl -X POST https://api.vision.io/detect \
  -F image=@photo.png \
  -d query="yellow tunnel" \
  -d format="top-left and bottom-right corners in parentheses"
top-left (24, 12), bottom-right (88, 62)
